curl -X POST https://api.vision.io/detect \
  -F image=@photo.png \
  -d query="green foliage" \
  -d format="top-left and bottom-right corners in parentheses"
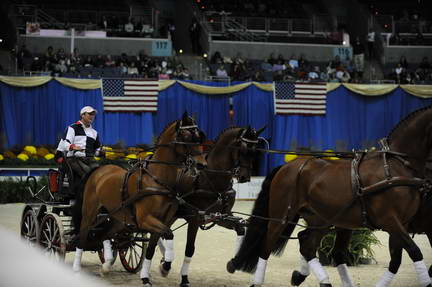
top-left (0, 177), bottom-right (51, 203)
top-left (318, 228), bottom-right (381, 266)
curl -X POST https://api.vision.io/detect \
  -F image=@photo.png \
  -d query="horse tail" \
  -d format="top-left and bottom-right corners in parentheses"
top-left (231, 165), bottom-right (283, 273)
top-left (272, 214), bottom-right (300, 256)
top-left (71, 167), bottom-right (99, 235)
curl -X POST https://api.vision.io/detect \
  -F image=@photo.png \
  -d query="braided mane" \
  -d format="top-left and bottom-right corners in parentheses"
top-left (388, 105), bottom-right (432, 142)
top-left (214, 126), bottom-right (241, 143)
top-left (156, 119), bottom-right (179, 144)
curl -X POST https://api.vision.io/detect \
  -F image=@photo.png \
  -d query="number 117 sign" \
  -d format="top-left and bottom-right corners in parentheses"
top-left (152, 40), bottom-right (172, 57)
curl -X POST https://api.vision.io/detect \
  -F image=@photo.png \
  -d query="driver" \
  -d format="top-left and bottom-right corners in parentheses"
top-left (54, 106), bottom-right (103, 200)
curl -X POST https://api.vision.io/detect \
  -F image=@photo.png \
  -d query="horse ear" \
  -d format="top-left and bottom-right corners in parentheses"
top-left (182, 111), bottom-right (188, 120)
top-left (256, 125), bottom-right (267, 136)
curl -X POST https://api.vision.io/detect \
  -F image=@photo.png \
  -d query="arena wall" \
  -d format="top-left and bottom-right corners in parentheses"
top-left (19, 35), bottom-right (172, 57)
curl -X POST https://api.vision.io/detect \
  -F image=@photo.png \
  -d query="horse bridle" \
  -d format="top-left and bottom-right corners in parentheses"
top-left (231, 130), bottom-right (259, 177)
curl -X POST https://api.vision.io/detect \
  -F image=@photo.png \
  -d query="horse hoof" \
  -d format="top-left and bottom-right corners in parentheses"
top-left (159, 261), bottom-right (171, 277)
top-left (291, 270), bottom-right (307, 286)
top-left (101, 261), bottom-right (112, 275)
top-left (226, 259), bottom-right (236, 273)
top-left (180, 275), bottom-right (190, 287)
top-left (142, 278), bottom-right (152, 287)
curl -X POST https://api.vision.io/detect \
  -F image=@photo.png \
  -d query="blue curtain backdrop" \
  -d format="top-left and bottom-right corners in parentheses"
top-left (2, 80), bottom-right (432, 176)
top-left (0, 81), bottom-right (103, 147)
top-left (155, 81), bottom-right (230, 140)
top-left (268, 85), bottom-right (432, 170)
top-left (232, 83), bottom-right (274, 175)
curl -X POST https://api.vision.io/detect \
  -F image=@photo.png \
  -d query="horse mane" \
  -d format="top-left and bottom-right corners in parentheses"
top-left (213, 126), bottom-right (241, 143)
top-left (156, 119), bottom-right (179, 144)
top-left (388, 105), bottom-right (432, 143)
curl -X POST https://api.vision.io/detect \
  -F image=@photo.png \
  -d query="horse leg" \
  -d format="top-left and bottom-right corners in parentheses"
top-left (296, 228), bottom-right (332, 287)
top-left (391, 231), bottom-right (431, 287)
top-left (101, 239), bottom-right (114, 274)
top-left (159, 232), bottom-right (174, 277)
top-left (426, 232), bottom-right (432, 278)
top-left (251, 222), bottom-right (288, 287)
top-left (72, 197), bottom-right (100, 272)
top-left (140, 233), bottom-right (161, 287)
top-left (139, 215), bottom-right (172, 236)
top-left (375, 234), bottom-right (402, 287)
top-left (216, 215), bottom-right (246, 255)
top-left (331, 228), bottom-right (354, 287)
top-left (178, 221), bottom-right (199, 287)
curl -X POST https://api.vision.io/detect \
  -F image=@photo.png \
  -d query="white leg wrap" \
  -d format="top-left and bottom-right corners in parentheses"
top-left (299, 255), bottom-right (310, 276)
top-left (252, 257), bottom-right (268, 285)
top-left (73, 248), bottom-right (83, 272)
top-left (164, 239), bottom-right (174, 262)
top-left (308, 258), bottom-right (330, 284)
top-left (336, 264), bottom-right (354, 287)
top-left (103, 239), bottom-right (113, 261)
top-left (157, 238), bottom-right (166, 257)
top-left (375, 270), bottom-right (395, 287)
top-left (414, 260), bottom-right (432, 286)
top-left (234, 235), bottom-right (245, 255)
top-left (180, 256), bottom-right (192, 276)
top-left (140, 259), bottom-right (152, 279)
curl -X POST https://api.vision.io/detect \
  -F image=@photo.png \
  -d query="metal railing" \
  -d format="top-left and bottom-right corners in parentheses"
top-left (203, 13), bottom-right (332, 38)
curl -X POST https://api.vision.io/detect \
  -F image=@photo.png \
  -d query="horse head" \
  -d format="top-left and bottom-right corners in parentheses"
top-left (387, 106), bottom-right (432, 173)
top-left (232, 125), bottom-right (266, 183)
top-left (174, 111), bottom-right (206, 166)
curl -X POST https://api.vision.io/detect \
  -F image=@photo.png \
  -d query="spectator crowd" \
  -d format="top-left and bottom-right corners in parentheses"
top-left (16, 45), bottom-right (192, 80)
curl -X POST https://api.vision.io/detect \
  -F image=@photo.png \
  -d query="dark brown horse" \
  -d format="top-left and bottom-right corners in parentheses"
top-left (71, 112), bottom-right (206, 273)
top-left (140, 126), bottom-right (265, 287)
top-left (288, 170), bottom-right (432, 287)
top-left (227, 106), bottom-right (432, 287)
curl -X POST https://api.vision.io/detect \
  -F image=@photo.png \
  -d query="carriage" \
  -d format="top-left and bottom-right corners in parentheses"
top-left (19, 159), bottom-right (148, 273)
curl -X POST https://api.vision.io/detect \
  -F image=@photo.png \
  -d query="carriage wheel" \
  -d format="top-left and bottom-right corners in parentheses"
top-left (20, 209), bottom-right (39, 246)
top-left (118, 232), bottom-right (147, 273)
top-left (97, 246), bottom-right (118, 264)
top-left (39, 213), bottom-right (66, 261)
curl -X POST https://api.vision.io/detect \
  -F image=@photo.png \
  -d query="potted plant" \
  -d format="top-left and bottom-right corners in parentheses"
top-left (318, 228), bottom-right (381, 266)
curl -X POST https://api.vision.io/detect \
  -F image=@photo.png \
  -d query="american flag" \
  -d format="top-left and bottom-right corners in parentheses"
top-left (274, 82), bottom-right (327, 115)
top-left (102, 79), bottom-right (159, 112)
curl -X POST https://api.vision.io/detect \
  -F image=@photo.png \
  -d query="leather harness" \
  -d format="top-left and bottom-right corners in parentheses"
top-left (298, 138), bottom-right (428, 230)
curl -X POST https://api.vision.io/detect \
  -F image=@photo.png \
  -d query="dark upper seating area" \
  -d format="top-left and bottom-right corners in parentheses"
top-left (360, 0), bottom-right (432, 45)
top-left (12, 0), bottom-right (157, 38)
top-left (198, 0), bottom-right (311, 19)
top-left (198, 0), bottom-right (337, 44)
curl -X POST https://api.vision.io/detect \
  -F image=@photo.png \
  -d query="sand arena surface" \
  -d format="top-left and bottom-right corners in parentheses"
top-left (0, 201), bottom-right (430, 286)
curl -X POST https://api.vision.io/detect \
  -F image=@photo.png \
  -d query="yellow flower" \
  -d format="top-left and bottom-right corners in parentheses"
top-left (17, 153), bottom-right (29, 161)
top-left (24, 146), bottom-right (37, 155)
top-left (126, 154), bottom-right (137, 160)
top-left (37, 147), bottom-right (49, 157)
top-left (44, 153), bottom-right (54, 160)
top-left (0, 154), bottom-right (4, 161)
top-left (138, 151), bottom-right (154, 159)
top-left (323, 149), bottom-right (339, 160)
top-left (105, 152), bottom-right (116, 159)
top-left (284, 154), bottom-right (298, 162)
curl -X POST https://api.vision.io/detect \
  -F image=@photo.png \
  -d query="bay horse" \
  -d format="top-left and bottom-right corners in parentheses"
top-left (288, 167), bottom-right (432, 287)
top-left (139, 126), bottom-right (265, 286)
top-left (71, 112), bottom-right (206, 274)
top-left (227, 106), bottom-right (432, 287)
